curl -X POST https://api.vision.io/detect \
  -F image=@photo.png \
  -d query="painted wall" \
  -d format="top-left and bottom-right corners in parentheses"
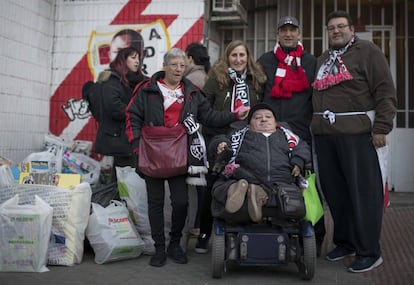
top-left (0, 0), bottom-right (55, 162)
top-left (0, 0), bottom-right (205, 163)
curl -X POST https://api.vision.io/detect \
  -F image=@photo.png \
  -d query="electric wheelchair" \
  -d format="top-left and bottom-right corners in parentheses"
top-left (211, 203), bottom-right (316, 280)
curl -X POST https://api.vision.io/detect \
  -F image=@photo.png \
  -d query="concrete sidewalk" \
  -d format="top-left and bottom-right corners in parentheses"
top-left (0, 192), bottom-right (413, 285)
top-left (0, 238), bottom-right (379, 285)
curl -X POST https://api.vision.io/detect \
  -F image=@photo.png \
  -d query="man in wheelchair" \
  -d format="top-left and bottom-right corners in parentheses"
top-left (209, 103), bottom-right (311, 223)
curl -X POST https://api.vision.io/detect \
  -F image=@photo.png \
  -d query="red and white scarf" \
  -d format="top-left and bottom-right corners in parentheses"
top-left (270, 41), bottom-right (310, 99)
top-left (312, 36), bottom-right (355, 91)
top-left (277, 124), bottom-right (299, 152)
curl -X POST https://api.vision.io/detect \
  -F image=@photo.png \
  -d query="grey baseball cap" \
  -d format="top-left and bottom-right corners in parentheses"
top-left (277, 16), bottom-right (299, 29)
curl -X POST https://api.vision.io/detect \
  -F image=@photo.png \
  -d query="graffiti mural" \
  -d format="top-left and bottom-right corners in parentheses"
top-left (49, 0), bottom-right (204, 146)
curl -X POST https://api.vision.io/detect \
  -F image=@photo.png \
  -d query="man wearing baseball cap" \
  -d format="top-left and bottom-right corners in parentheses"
top-left (277, 16), bottom-right (300, 29)
top-left (258, 16), bottom-right (314, 144)
top-left (258, 16), bottom-right (325, 255)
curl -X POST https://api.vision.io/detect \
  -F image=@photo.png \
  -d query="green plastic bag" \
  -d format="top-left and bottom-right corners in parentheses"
top-left (303, 171), bottom-right (324, 225)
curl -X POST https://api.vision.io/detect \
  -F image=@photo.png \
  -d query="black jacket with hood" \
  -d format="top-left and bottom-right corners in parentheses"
top-left (95, 71), bottom-right (146, 156)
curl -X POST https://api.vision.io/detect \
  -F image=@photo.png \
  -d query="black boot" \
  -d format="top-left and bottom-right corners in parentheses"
top-left (149, 247), bottom-right (166, 267)
top-left (167, 243), bottom-right (188, 264)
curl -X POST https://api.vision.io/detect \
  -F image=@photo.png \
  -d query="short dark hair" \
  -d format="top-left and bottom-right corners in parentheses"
top-left (326, 10), bottom-right (353, 26)
top-left (185, 42), bottom-right (210, 73)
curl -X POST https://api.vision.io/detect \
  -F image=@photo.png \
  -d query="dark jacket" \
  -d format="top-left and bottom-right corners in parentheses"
top-left (311, 38), bottom-right (397, 135)
top-left (95, 71), bottom-right (145, 156)
top-left (125, 71), bottom-right (239, 152)
top-left (210, 124), bottom-right (311, 185)
top-left (202, 71), bottom-right (264, 142)
top-left (258, 50), bottom-right (316, 145)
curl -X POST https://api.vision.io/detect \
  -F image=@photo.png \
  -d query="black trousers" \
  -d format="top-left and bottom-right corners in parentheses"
top-left (109, 154), bottom-right (137, 183)
top-left (315, 133), bottom-right (383, 257)
top-left (145, 174), bottom-right (188, 250)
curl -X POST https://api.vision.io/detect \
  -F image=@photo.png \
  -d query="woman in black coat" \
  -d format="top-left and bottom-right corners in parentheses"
top-left (94, 47), bottom-right (146, 179)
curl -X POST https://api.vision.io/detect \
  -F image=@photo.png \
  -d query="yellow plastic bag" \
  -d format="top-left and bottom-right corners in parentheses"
top-left (303, 171), bottom-right (324, 225)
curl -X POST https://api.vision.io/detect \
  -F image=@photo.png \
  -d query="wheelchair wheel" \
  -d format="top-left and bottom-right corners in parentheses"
top-left (211, 231), bottom-right (225, 278)
top-left (297, 234), bottom-right (316, 280)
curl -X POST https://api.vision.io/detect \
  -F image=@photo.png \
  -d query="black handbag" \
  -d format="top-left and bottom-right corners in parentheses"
top-left (273, 182), bottom-right (306, 220)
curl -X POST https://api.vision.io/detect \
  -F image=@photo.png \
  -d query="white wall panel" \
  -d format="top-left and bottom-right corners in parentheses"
top-left (0, 0), bottom-right (54, 163)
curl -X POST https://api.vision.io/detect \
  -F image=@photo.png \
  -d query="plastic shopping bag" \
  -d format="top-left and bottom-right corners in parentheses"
top-left (86, 200), bottom-right (144, 264)
top-left (303, 171), bottom-right (324, 225)
top-left (0, 195), bottom-right (53, 272)
top-left (377, 145), bottom-right (390, 209)
top-left (0, 164), bottom-right (15, 187)
top-left (62, 151), bottom-right (100, 184)
top-left (0, 183), bottom-right (92, 266)
top-left (21, 146), bottom-right (64, 174)
top-left (116, 166), bottom-right (155, 255)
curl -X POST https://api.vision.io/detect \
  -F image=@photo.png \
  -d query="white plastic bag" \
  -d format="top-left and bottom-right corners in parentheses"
top-left (0, 164), bottom-right (15, 187)
top-left (71, 140), bottom-right (93, 156)
top-left (377, 145), bottom-right (388, 187)
top-left (21, 146), bottom-right (64, 174)
top-left (62, 151), bottom-right (100, 184)
top-left (116, 166), bottom-right (155, 255)
top-left (44, 133), bottom-right (71, 151)
top-left (86, 200), bottom-right (144, 264)
top-left (0, 183), bottom-right (92, 266)
top-left (0, 195), bottom-right (53, 272)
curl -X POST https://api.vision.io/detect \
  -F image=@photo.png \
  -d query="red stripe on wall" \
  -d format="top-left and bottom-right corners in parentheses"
top-left (49, 0), bottom-right (203, 142)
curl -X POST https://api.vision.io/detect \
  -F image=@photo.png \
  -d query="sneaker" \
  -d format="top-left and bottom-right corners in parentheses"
top-left (149, 250), bottom-right (166, 267)
top-left (247, 184), bottom-right (268, 222)
top-left (167, 244), bottom-right (188, 264)
top-left (194, 233), bottom-right (210, 254)
top-left (348, 256), bottom-right (383, 273)
top-left (225, 179), bottom-right (248, 213)
top-left (325, 246), bottom-right (356, 261)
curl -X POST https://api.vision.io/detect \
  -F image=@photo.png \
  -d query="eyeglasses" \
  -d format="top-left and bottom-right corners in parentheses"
top-left (168, 63), bottom-right (186, 70)
top-left (327, 24), bottom-right (350, 32)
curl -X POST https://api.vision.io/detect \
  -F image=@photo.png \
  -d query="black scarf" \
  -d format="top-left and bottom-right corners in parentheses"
top-left (183, 114), bottom-right (208, 186)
